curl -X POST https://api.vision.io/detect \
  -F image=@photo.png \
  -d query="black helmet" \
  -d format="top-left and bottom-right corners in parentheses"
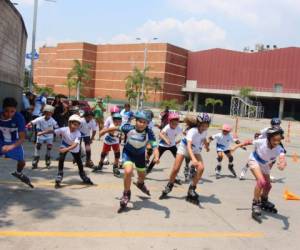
top-left (84, 110), bottom-right (94, 117)
top-left (271, 118), bottom-right (281, 126)
top-left (266, 127), bottom-right (284, 140)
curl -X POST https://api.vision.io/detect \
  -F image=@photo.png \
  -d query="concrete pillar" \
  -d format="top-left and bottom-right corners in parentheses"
top-left (188, 92), bottom-right (192, 101)
top-left (193, 93), bottom-right (199, 112)
top-left (279, 98), bottom-right (285, 119)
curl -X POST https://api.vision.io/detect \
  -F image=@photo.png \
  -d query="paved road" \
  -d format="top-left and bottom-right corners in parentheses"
top-left (0, 116), bottom-right (299, 250)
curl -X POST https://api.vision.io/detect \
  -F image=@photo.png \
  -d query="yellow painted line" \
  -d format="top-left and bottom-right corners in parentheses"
top-left (0, 231), bottom-right (264, 238)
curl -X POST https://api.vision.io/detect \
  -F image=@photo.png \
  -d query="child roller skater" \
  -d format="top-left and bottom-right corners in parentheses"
top-left (0, 97), bottom-right (33, 188)
top-left (242, 128), bottom-right (286, 223)
top-left (182, 115), bottom-right (197, 182)
top-left (102, 105), bottom-right (120, 165)
top-left (208, 124), bottom-right (244, 179)
top-left (38, 114), bottom-right (93, 188)
top-left (103, 111), bottom-right (159, 212)
top-left (27, 105), bottom-right (58, 169)
top-left (93, 113), bottom-right (122, 177)
top-left (80, 111), bottom-right (98, 168)
top-left (240, 118), bottom-right (285, 180)
top-left (146, 112), bottom-right (182, 174)
top-left (160, 113), bottom-right (211, 205)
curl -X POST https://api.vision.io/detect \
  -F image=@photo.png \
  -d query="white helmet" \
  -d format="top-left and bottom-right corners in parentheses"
top-left (68, 114), bottom-right (81, 123)
top-left (43, 105), bottom-right (55, 113)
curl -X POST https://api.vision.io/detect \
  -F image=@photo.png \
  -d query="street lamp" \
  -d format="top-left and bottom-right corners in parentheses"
top-left (28, 0), bottom-right (57, 92)
top-left (135, 37), bottom-right (158, 109)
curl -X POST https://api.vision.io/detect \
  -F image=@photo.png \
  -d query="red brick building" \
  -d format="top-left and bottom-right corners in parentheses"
top-left (34, 42), bottom-right (188, 102)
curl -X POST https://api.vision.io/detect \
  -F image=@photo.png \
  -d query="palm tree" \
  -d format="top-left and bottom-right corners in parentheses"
top-left (205, 98), bottom-right (223, 114)
top-left (151, 77), bottom-right (162, 107)
top-left (65, 73), bottom-right (76, 99)
top-left (125, 66), bottom-right (151, 108)
top-left (184, 100), bottom-right (193, 112)
top-left (68, 59), bottom-right (91, 100)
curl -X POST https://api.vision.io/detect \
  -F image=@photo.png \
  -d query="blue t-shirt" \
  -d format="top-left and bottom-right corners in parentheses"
top-left (0, 112), bottom-right (25, 143)
top-left (120, 124), bottom-right (157, 154)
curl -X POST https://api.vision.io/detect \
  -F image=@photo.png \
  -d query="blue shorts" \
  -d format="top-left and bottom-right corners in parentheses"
top-left (0, 142), bottom-right (24, 161)
top-left (122, 149), bottom-right (146, 172)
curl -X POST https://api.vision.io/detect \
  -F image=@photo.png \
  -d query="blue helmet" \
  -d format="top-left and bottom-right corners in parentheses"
top-left (112, 113), bottom-right (122, 120)
top-left (197, 113), bottom-right (211, 124)
top-left (271, 118), bottom-right (281, 126)
top-left (134, 110), bottom-right (149, 122)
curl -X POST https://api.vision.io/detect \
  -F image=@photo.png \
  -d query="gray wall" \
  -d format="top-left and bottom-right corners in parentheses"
top-left (0, 0), bottom-right (27, 108)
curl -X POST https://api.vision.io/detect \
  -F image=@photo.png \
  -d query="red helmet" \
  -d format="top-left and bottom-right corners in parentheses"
top-left (110, 105), bottom-right (120, 113)
top-left (168, 112), bottom-right (180, 121)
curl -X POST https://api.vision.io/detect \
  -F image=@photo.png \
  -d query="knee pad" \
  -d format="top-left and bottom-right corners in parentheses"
top-left (47, 144), bottom-right (52, 150)
top-left (257, 178), bottom-right (268, 189)
top-left (114, 151), bottom-right (120, 159)
top-left (228, 155), bottom-right (234, 163)
top-left (36, 143), bottom-right (42, 150)
top-left (217, 156), bottom-right (223, 162)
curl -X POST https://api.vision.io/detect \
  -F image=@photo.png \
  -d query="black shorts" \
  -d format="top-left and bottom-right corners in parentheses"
top-left (81, 136), bottom-right (91, 145)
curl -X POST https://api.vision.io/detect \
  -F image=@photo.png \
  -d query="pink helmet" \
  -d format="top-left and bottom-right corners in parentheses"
top-left (110, 105), bottom-right (120, 113)
top-left (222, 124), bottom-right (232, 132)
top-left (168, 112), bottom-right (180, 121)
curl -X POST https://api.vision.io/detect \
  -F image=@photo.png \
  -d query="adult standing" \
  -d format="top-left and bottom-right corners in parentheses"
top-left (31, 92), bottom-right (48, 142)
top-left (21, 91), bottom-right (34, 123)
top-left (32, 92), bottom-right (48, 119)
top-left (52, 95), bottom-right (65, 127)
top-left (92, 98), bottom-right (106, 140)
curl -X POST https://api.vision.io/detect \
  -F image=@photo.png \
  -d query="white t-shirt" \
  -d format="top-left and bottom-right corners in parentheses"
top-left (212, 132), bottom-right (234, 151)
top-left (55, 127), bottom-right (81, 153)
top-left (159, 124), bottom-right (182, 148)
top-left (104, 116), bottom-right (113, 128)
top-left (80, 118), bottom-right (98, 137)
top-left (250, 138), bottom-right (284, 165)
top-left (31, 116), bottom-right (58, 140)
top-left (32, 96), bottom-right (47, 116)
top-left (103, 123), bottom-right (121, 145)
top-left (182, 127), bottom-right (207, 153)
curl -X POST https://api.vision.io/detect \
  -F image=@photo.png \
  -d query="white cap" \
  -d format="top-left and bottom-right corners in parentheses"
top-left (68, 114), bottom-right (81, 123)
top-left (43, 105), bottom-right (55, 113)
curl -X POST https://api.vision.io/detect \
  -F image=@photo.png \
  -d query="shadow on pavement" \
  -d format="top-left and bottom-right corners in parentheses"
top-left (262, 212), bottom-right (290, 230)
top-left (132, 196), bottom-right (171, 218)
top-left (0, 185), bottom-right (81, 228)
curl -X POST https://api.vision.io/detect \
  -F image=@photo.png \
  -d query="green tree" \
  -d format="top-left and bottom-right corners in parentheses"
top-left (68, 59), bottom-right (91, 100)
top-left (125, 66), bottom-right (152, 108)
top-left (150, 77), bottom-right (162, 107)
top-left (184, 100), bottom-right (193, 112)
top-left (160, 99), bottom-right (179, 110)
top-left (23, 68), bottom-right (30, 91)
top-left (239, 87), bottom-right (253, 99)
top-left (105, 95), bottom-right (112, 104)
top-left (65, 73), bottom-right (76, 99)
top-left (205, 98), bottom-right (223, 114)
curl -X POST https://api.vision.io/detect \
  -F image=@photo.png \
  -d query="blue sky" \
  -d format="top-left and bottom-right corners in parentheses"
top-left (15, 0), bottom-right (300, 54)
